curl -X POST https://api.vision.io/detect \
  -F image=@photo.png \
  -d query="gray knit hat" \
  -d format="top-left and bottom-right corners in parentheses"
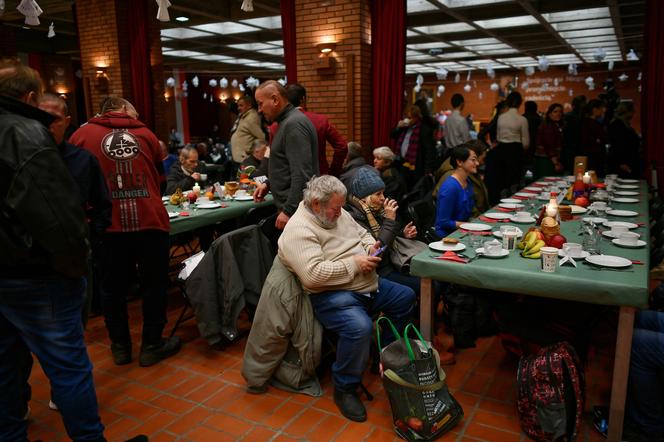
top-left (350, 167), bottom-right (385, 199)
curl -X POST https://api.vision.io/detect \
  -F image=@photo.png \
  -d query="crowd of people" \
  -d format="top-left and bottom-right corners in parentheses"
top-left (0, 55), bottom-right (658, 442)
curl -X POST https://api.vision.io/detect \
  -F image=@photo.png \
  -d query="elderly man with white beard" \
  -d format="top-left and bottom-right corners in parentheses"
top-left (277, 175), bottom-right (415, 423)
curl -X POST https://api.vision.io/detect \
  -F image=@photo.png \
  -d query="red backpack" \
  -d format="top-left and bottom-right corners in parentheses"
top-left (516, 342), bottom-right (585, 441)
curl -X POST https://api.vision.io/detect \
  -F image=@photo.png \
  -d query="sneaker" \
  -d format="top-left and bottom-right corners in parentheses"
top-left (48, 400), bottom-right (58, 411)
top-left (125, 435), bottom-right (148, 442)
top-left (333, 388), bottom-right (367, 422)
top-left (139, 336), bottom-right (181, 367)
top-left (111, 342), bottom-right (132, 365)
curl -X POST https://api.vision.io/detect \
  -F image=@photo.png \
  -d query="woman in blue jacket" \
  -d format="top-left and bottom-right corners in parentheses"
top-left (434, 145), bottom-right (478, 238)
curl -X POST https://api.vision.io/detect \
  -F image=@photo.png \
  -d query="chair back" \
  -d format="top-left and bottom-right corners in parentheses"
top-left (408, 198), bottom-right (437, 243)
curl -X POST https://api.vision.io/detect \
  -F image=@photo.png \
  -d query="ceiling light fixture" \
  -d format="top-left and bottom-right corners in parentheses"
top-left (175, 16), bottom-right (189, 22)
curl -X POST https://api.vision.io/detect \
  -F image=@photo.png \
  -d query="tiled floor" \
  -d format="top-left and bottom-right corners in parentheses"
top-left (26, 292), bottom-right (615, 441)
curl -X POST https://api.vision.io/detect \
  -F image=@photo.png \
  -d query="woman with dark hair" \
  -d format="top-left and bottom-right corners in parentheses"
top-left (390, 103), bottom-right (437, 187)
top-left (485, 92), bottom-right (529, 204)
top-left (580, 99), bottom-right (608, 176)
top-left (533, 103), bottom-right (564, 178)
top-left (608, 101), bottom-right (641, 179)
top-left (434, 145), bottom-right (478, 238)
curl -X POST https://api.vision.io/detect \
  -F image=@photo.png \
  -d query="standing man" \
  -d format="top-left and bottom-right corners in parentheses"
top-left (230, 95), bottom-right (265, 176)
top-left (444, 93), bottom-right (471, 152)
top-left (0, 58), bottom-right (105, 441)
top-left (253, 80), bottom-right (319, 230)
top-left (286, 83), bottom-right (347, 177)
top-left (70, 97), bottom-right (181, 367)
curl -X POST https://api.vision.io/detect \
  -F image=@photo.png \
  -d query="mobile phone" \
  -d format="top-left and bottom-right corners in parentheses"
top-left (371, 245), bottom-right (388, 257)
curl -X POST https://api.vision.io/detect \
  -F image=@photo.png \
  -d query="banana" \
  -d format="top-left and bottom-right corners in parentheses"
top-left (524, 232), bottom-right (538, 249)
top-left (525, 251), bottom-right (541, 259)
top-left (517, 240), bottom-right (526, 250)
top-left (528, 240), bottom-right (546, 254)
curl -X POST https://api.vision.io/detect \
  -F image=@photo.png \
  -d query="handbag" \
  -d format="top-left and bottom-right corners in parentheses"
top-left (376, 318), bottom-right (463, 441)
top-left (389, 236), bottom-right (428, 272)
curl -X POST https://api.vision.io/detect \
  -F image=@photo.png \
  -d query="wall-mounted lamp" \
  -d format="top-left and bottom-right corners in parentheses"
top-left (316, 42), bottom-right (336, 54)
top-left (95, 67), bottom-right (109, 93)
top-left (315, 42), bottom-right (337, 71)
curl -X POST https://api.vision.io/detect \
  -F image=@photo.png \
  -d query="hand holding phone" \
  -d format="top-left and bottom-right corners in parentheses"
top-left (371, 245), bottom-right (388, 257)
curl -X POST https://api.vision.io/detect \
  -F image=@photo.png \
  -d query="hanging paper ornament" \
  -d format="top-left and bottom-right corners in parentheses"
top-left (239, 84), bottom-right (245, 92)
top-left (466, 71), bottom-right (471, 82)
top-left (415, 74), bottom-right (424, 86)
top-left (454, 72), bottom-right (460, 83)
top-left (618, 73), bottom-right (629, 82)
top-left (637, 72), bottom-right (642, 81)
top-left (246, 76), bottom-right (259, 89)
top-left (463, 84), bottom-right (471, 93)
top-left (191, 76), bottom-right (199, 87)
top-left (627, 49), bottom-right (639, 61)
top-left (478, 91), bottom-right (483, 100)
top-left (608, 61), bottom-right (614, 71)
top-left (203, 92), bottom-right (207, 99)
top-left (210, 95), bottom-right (213, 103)
top-left (219, 77), bottom-right (228, 88)
top-left (568, 89), bottom-right (574, 97)
top-left (47, 21), bottom-right (55, 38)
top-left (553, 78), bottom-right (560, 87)
top-left (542, 83), bottom-right (549, 91)
top-left (166, 77), bottom-right (176, 88)
top-left (537, 56), bottom-right (550, 72)
top-left (231, 79), bottom-right (239, 88)
top-left (435, 68), bottom-right (448, 80)
top-left (524, 66), bottom-right (535, 76)
top-left (436, 85), bottom-right (445, 97)
top-left (241, 0), bottom-right (254, 12)
top-left (413, 84), bottom-right (421, 93)
top-left (486, 65), bottom-right (495, 79)
top-left (638, 85), bottom-right (642, 93)
top-left (209, 79), bottom-right (218, 88)
top-left (593, 48), bottom-right (606, 62)
top-left (17, 0), bottom-right (43, 26)
top-left (0, 0), bottom-right (5, 17)
top-left (181, 81), bottom-right (188, 98)
top-left (156, 0), bottom-right (171, 22)
top-left (567, 63), bottom-right (577, 75)
top-left (490, 82), bottom-right (499, 92)
top-left (277, 77), bottom-right (287, 86)
top-left (585, 76), bottom-right (594, 87)
top-left (521, 81), bottom-right (529, 90)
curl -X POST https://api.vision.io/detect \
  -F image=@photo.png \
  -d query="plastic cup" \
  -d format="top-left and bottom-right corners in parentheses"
top-left (562, 242), bottom-right (583, 258)
top-left (500, 226), bottom-right (518, 250)
top-left (540, 247), bottom-right (558, 272)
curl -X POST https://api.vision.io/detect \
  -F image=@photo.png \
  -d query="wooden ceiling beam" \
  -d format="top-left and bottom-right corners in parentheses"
top-left (607, 0), bottom-right (627, 62)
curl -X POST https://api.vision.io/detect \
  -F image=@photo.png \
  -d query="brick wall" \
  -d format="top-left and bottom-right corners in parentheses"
top-left (295, 0), bottom-right (373, 164)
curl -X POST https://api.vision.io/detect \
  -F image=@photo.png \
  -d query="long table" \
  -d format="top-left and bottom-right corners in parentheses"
top-left (410, 180), bottom-right (649, 442)
top-left (166, 195), bottom-right (274, 235)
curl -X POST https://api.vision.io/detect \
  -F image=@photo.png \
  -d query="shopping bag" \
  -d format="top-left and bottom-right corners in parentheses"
top-left (376, 318), bottom-right (463, 441)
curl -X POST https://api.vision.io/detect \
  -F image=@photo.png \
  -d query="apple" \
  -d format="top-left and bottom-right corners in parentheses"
top-left (547, 234), bottom-right (567, 249)
top-left (187, 192), bottom-right (197, 203)
top-left (574, 196), bottom-right (590, 208)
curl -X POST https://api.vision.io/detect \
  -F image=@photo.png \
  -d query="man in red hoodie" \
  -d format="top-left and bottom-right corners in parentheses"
top-left (70, 97), bottom-right (181, 367)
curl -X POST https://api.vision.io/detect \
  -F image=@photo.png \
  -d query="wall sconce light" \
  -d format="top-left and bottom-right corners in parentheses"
top-left (95, 67), bottom-right (109, 93)
top-left (316, 42), bottom-right (336, 54)
top-left (315, 42), bottom-right (337, 71)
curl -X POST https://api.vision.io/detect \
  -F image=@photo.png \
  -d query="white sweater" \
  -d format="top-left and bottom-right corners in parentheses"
top-left (278, 201), bottom-right (378, 294)
top-left (497, 108), bottom-right (530, 150)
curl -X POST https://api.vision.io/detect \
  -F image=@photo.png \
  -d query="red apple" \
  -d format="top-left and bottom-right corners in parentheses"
top-left (187, 192), bottom-right (197, 203)
top-left (574, 196), bottom-right (589, 208)
top-left (547, 234), bottom-right (567, 249)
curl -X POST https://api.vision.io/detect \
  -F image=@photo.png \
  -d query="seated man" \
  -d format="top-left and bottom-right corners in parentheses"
top-left (240, 139), bottom-right (269, 178)
top-left (165, 145), bottom-right (207, 194)
top-left (278, 175), bottom-right (415, 422)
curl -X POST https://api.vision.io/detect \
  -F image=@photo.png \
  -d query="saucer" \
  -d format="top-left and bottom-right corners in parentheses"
top-left (475, 248), bottom-right (509, 258)
top-left (483, 212), bottom-right (513, 220)
top-left (612, 239), bottom-right (646, 248)
top-left (510, 216), bottom-right (536, 223)
top-left (429, 241), bottom-right (466, 252)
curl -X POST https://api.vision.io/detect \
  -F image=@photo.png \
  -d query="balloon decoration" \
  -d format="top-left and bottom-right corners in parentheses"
top-left (435, 69), bottom-right (448, 80)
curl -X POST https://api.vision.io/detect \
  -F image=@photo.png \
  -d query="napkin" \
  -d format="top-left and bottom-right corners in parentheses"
top-left (521, 189), bottom-right (538, 193)
top-left (435, 251), bottom-right (468, 263)
top-left (460, 229), bottom-right (491, 235)
top-left (479, 216), bottom-right (503, 223)
top-left (559, 255), bottom-right (577, 267)
top-left (179, 211), bottom-right (190, 216)
top-left (497, 207), bottom-right (516, 212)
top-left (631, 260), bottom-right (644, 265)
top-left (513, 196), bottom-right (528, 200)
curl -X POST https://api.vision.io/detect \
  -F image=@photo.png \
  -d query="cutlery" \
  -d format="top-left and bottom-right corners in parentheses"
top-left (582, 262), bottom-right (634, 272)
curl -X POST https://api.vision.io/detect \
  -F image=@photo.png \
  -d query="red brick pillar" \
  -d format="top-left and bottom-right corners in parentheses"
top-left (294, 0), bottom-right (372, 150)
top-left (75, 0), bottom-right (167, 140)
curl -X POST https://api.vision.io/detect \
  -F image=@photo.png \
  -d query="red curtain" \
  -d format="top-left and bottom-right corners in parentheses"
top-left (127, 0), bottom-right (154, 130)
top-left (281, 0), bottom-right (297, 84)
top-left (371, 0), bottom-right (406, 149)
top-left (643, 0), bottom-right (664, 191)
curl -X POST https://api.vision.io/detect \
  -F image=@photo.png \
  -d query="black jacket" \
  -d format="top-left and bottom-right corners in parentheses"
top-left (165, 160), bottom-right (208, 194)
top-left (0, 95), bottom-right (89, 278)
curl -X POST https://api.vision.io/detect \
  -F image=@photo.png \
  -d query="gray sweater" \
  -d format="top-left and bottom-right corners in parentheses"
top-left (269, 104), bottom-right (319, 216)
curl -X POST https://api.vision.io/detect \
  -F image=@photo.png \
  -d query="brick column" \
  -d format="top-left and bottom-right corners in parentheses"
top-left (294, 0), bottom-right (372, 149)
top-left (76, 0), bottom-right (167, 139)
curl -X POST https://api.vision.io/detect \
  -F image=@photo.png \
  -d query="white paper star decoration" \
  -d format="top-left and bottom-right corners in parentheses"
top-left (17, 0), bottom-right (43, 26)
top-left (277, 78), bottom-right (287, 86)
top-left (210, 95), bottom-right (213, 103)
top-left (220, 77), bottom-right (228, 88)
top-left (416, 74), bottom-right (424, 86)
top-left (47, 21), bottom-right (55, 38)
top-left (246, 76), bottom-right (259, 89)
top-left (537, 56), bottom-right (550, 72)
top-left (618, 73), bottom-right (629, 82)
top-left (239, 84), bottom-right (245, 92)
top-left (568, 89), bottom-right (574, 97)
top-left (490, 82), bottom-right (499, 92)
top-left (209, 79), bottom-right (218, 88)
top-left (478, 91), bottom-right (483, 100)
top-left (568, 64), bottom-right (577, 75)
top-left (413, 84), bottom-right (421, 93)
top-left (454, 73), bottom-right (460, 83)
top-left (585, 76), bottom-right (595, 91)
top-left (627, 49), bottom-right (639, 61)
top-left (435, 69), bottom-right (448, 80)
top-left (203, 92), bottom-right (207, 99)
top-left (466, 71), bottom-right (471, 81)
top-left (463, 84), bottom-right (471, 93)
top-left (486, 65), bottom-right (495, 79)
top-left (593, 48), bottom-right (606, 62)
top-left (521, 81), bottom-right (529, 90)
top-left (192, 76), bottom-right (199, 87)
top-left (553, 78), bottom-right (560, 87)
top-left (156, 0), bottom-right (171, 22)
top-left (436, 85), bottom-right (445, 97)
top-left (231, 79), bottom-right (239, 88)
top-left (637, 72), bottom-right (642, 81)
top-left (166, 77), bottom-right (176, 88)
top-left (525, 66), bottom-right (535, 76)
top-left (608, 61), bottom-right (614, 71)
top-left (241, 0), bottom-right (254, 12)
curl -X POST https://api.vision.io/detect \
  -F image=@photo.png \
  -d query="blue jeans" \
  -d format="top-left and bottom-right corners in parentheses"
top-left (310, 278), bottom-right (415, 390)
top-left (628, 310), bottom-right (664, 435)
top-left (0, 277), bottom-right (105, 441)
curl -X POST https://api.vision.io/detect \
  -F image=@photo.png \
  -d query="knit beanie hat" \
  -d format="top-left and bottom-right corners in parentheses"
top-left (351, 167), bottom-right (385, 199)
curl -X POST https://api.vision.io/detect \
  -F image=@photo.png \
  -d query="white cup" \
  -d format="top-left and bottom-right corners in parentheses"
top-left (514, 211), bottom-right (530, 220)
top-left (235, 189), bottom-right (248, 197)
top-left (591, 201), bottom-right (607, 210)
top-left (484, 240), bottom-right (502, 256)
top-left (619, 232), bottom-right (640, 245)
top-left (199, 173), bottom-right (208, 182)
top-left (611, 225), bottom-right (628, 236)
top-left (562, 242), bottom-right (583, 258)
top-left (540, 246), bottom-right (558, 272)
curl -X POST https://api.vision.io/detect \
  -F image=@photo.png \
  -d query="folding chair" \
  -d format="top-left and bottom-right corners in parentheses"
top-left (169, 251), bottom-right (204, 337)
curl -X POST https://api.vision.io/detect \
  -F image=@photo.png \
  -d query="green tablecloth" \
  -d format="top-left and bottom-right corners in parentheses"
top-left (411, 181), bottom-right (650, 308)
top-left (166, 195), bottom-right (274, 235)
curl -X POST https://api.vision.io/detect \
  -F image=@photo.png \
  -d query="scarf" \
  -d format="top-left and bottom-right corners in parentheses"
top-left (396, 122), bottom-right (420, 165)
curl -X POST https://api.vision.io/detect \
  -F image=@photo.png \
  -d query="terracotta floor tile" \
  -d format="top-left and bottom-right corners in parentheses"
top-left (103, 416), bottom-right (141, 441)
top-left (273, 435), bottom-right (305, 442)
top-left (366, 426), bottom-right (401, 442)
top-left (462, 372), bottom-right (493, 396)
top-left (472, 409), bottom-right (522, 434)
top-left (312, 395), bottom-right (340, 414)
top-left (239, 393), bottom-right (288, 423)
top-left (150, 394), bottom-right (196, 415)
top-left (283, 407), bottom-right (328, 437)
top-left (146, 431), bottom-right (178, 442)
top-left (184, 377), bottom-right (227, 403)
top-left (113, 399), bottom-right (162, 422)
top-left (132, 409), bottom-right (178, 435)
top-left (464, 422), bottom-right (522, 442)
top-left (261, 401), bottom-right (305, 428)
top-left (203, 384), bottom-right (247, 410)
top-left (122, 383), bottom-right (162, 402)
top-left (164, 372), bottom-right (208, 397)
top-left (165, 406), bottom-right (215, 435)
top-left (205, 412), bottom-right (253, 437)
top-left (184, 425), bottom-right (237, 441)
top-left (333, 420), bottom-right (374, 441)
top-left (306, 414), bottom-right (348, 442)
top-left (477, 398), bottom-right (517, 416)
top-left (242, 425), bottom-right (279, 441)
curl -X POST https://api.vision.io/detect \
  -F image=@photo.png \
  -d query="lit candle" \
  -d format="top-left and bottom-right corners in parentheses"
top-left (582, 172), bottom-right (591, 184)
top-left (546, 204), bottom-right (557, 218)
top-left (192, 182), bottom-right (201, 195)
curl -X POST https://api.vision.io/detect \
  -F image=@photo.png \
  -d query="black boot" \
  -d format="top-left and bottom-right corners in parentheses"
top-left (111, 342), bottom-right (132, 365)
top-left (139, 337), bottom-right (181, 367)
top-left (333, 387), bottom-right (367, 422)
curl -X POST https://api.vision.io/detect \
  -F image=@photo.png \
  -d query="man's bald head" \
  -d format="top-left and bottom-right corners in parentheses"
top-left (255, 80), bottom-right (288, 122)
top-left (0, 58), bottom-right (43, 106)
top-left (101, 97), bottom-right (139, 119)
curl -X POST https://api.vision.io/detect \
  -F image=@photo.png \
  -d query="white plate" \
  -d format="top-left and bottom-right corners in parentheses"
top-left (476, 248), bottom-right (510, 258)
top-left (601, 230), bottom-right (637, 239)
top-left (483, 212), bottom-right (513, 220)
top-left (607, 209), bottom-right (638, 217)
top-left (163, 200), bottom-right (169, 206)
top-left (570, 205), bottom-right (587, 214)
top-left (533, 182), bottom-right (548, 186)
top-left (493, 228), bottom-right (524, 239)
top-left (459, 223), bottom-right (492, 232)
top-left (233, 195), bottom-right (254, 201)
top-left (617, 178), bottom-right (639, 183)
top-left (615, 184), bottom-right (638, 189)
top-left (524, 186), bottom-right (540, 191)
top-left (558, 250), bottom-right (590, 259)
top-left (167, 211), bottom-right (179, 219)
top-left (615, 191), bottom-right (639, 196)
top-left (162, 196), bottom-right (170, 202)
top-left (499, 203), bottom-right (524, 210)
top-left (543, 177), bottom-right (559, 181)
top-left (612, 239), bottom-right (646, 248)
top-left (583, 217), bottom-right (608, 224)
top-left (603, 221), bottom-right (639, 229)
top-left (501, 198), bottom-right (521, 204)
top-left (429, 241), bottom-right (466, 252)
top-left (510, 216), bottom-right (536, 224)
top-left (514, 192), bottom-right (532, 197)
top-left (612, 197), bottom-right (639, 203)
top-left (585, 255), bottom-right (632, 268)
top-left (197, 202), bottom-right (222, 209)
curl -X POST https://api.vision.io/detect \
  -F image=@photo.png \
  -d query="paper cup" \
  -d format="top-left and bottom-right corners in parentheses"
top-left (540, 246), bottom-right (558, 272)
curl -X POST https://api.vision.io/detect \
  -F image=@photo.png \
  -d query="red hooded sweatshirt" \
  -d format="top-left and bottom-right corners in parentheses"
top-left (69, 113), bottom-right (169, 233)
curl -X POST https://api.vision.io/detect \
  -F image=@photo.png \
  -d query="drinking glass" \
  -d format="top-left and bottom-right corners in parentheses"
top-left (469, 233), bottom-right (484, 251)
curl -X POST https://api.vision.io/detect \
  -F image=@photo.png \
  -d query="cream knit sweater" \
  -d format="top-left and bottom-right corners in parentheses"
top-left (278, 201), bottom-right (378, 294)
